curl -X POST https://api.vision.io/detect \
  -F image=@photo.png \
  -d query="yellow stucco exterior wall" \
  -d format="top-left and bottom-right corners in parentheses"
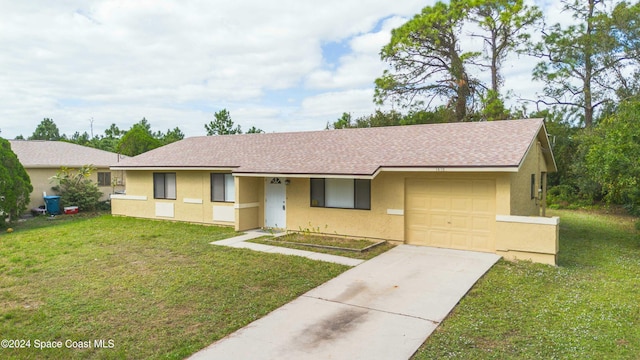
top-left (286, 174), bottom-right (401, 241)
top-left (510, 139), bottom-right (550, 216)
top-left (24, 167), bottom-right (125, 210)
top-left (111, 170), bottom-right (235, 227)
top-left (110, 171), bottom-right (154, 218)
top-left (112, 170), bottom-right (513, 241)
top-left (236, 177), bottom-right (261, 231)
top-left (285, 172), bottom-right (510, 243)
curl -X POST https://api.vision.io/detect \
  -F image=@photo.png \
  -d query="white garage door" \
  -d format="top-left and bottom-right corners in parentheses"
top-left (405, 178), bottom-right (496, 252)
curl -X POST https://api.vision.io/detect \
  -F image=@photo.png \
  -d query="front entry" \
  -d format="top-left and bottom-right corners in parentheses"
top-left (265, 177), bottom-right (286, 229)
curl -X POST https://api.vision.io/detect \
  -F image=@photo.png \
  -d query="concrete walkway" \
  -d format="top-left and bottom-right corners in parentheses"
top-left (210, 230), bottom-right (364, 267)
top-left (190, 244), bottom-right (501, 360)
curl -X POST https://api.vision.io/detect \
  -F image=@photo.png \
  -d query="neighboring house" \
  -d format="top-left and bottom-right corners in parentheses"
top-left (8, 140), bottom-right (126, 209)
top-left (111, 118), bottom-right (559, 265)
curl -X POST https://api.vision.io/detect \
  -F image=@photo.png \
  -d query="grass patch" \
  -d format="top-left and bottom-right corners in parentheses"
top-left (412, 209), bottom-right (640, 359)
top-left (0, 215), bottom-right (348, 359)
top-left (10, 211), bottom-right (109, 232)
top-left (249, 233), bottom-right (395, 260)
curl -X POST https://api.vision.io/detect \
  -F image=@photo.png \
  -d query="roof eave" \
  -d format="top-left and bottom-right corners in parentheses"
top-left (110, 166), bottom-right (520, 178)
top-left (371, 166), bottom-right (519, 178)
top-left (516, 119), bottom-right (558, 173)
top-left (539, 121), bottom-right (558, 172)
top-left (235, 172), bottom-right (375, 179)
top-left (110, 166), bottom-right (237, 171)
top-left (24, 164), bottom-right (114, 169)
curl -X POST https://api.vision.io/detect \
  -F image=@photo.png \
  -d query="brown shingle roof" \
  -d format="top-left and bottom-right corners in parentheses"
top-left (113, 118), bottom-right (551, 176)
top-left (9, 140), bottom-right (124, 168)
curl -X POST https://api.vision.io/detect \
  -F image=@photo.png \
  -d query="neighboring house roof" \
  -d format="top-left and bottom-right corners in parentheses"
top-left (8, 140), bottom-right (124, 168)
top-left (112, 118), bottom-right (556, 176)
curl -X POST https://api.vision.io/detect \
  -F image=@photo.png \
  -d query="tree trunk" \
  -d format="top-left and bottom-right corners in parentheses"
top-left (583, 0), bottom-right (595, 128)
top-left (456, 85), bottom-right (468, 121)
top-left (450, 45), bottom-right (469, 122)
top-left (491, 30), bottom-right (499, 94)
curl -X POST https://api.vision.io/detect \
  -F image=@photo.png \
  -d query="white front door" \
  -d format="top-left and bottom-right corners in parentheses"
top-left (265, 177), bottom-right (286, 229)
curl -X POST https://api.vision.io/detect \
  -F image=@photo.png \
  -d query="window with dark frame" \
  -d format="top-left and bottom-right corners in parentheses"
top-left (310, 178), bottom-right (371, 210)
top-left (97, 172), bottom-right (111, 187)
top-left (153, 173), bottom-right (176, 200)
top-left (310, 178), bottom-right (325, 207)
top-left (530, 174), bottom-right (536, 199)
top-left (211, 173), bottom-right (235, 202)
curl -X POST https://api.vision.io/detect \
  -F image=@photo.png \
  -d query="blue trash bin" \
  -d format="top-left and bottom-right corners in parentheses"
top-left (44, 195), bottom-right (61, 215)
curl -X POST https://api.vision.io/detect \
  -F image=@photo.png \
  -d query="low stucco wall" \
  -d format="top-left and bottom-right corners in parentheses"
top-left (495, 215), bottom-right (559, 265)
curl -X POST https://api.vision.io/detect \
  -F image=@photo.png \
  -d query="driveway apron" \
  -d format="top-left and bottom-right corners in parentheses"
top-left (189, 245), bottom-right (501, 360)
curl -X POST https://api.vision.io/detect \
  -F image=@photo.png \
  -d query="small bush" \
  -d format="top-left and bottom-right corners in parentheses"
top-left (547, 185), bottom-right (579, 207)
top-left (620, 188), bottom-right (640, 217)
top-left (50, 166), bottom-right (103, 212)
top-left (547, 185), bottom-right (597, 210)
top-left (97, 200), bottom-right (111, 211)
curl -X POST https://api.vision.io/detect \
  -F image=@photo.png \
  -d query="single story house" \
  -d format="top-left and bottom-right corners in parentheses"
top-left (9, 140), bottom-right (126, 209)
top-left (111, 118), bottom-right (559, 265)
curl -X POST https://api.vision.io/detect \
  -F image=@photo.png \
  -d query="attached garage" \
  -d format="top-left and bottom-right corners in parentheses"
top-left (405, 178), bottom-right (496, 253)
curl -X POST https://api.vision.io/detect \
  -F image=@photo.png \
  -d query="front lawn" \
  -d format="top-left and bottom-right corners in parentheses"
top-left (413, 210), bottom-right (640, 359)
top-left (0, 215), bottom-right (348, 359)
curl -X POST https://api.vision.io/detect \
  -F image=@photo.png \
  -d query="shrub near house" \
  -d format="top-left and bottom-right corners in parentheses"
top-left (50, 165), bottom-right (102, 211)
top-left (0, 138), bottom-right (32, 227)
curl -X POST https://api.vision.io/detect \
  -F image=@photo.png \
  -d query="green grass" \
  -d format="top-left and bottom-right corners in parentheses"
top-left (413, 210), bottom-right (640, 359)
top-left (9, 211), bottom-right (110, 232)
top-left (0, 215), bottom-right (348, 359)
top-left (249, 233), bottom-right (395, 260)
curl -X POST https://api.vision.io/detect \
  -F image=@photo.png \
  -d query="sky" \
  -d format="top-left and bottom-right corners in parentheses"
top-left (0, 0), bottom-right (568, 139)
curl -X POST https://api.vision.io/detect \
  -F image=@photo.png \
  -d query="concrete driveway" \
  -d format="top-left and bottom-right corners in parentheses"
top-left (189, 245), bottom-right (500, 360)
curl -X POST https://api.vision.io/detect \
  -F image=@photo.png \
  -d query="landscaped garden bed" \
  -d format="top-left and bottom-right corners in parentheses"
top-left (249, 233), bottom-right (395, 260)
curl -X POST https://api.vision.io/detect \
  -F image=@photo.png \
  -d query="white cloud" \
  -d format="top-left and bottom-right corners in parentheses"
top-left (294, 88), bottom-right (392, 130)
top-left (0, 0), bottom-right (578, 140)
top-left (0, 0), bottom-right (431, 138)
top-left (305, 16), bottom-right (408, 90)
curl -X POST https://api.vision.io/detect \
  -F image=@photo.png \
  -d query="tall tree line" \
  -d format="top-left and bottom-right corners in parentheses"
top-left (16, 117), bottom-right (185, 156)
top-left (373, 0), bottom-right (640, 126)
top-left (17, 108), bottom-right (264, 156)
top-left (342, 0), bottom-right (640, 213)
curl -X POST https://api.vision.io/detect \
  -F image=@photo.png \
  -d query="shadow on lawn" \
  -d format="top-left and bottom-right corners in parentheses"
top-left (8, 211), bottom-right (109, 234)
